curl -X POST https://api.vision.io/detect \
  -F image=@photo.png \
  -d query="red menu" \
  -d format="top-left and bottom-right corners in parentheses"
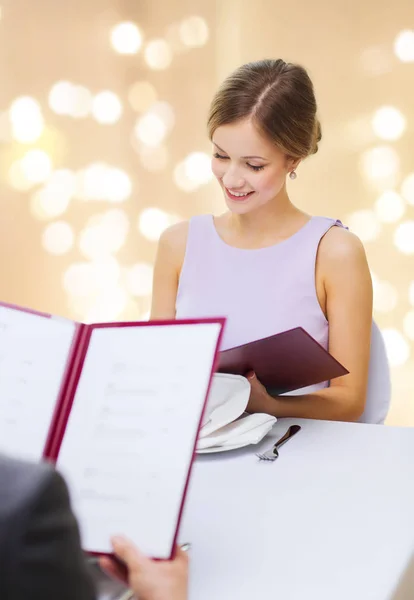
top-left (0, 301), bottom-right (224, 559)
top-left (218, 327), bottom-right (348, 394)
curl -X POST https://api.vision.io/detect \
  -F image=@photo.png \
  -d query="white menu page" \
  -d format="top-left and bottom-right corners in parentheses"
top-left (0, 306), bottom-right (77, 461)
top-left (56, 321), bottom-right (222, 559)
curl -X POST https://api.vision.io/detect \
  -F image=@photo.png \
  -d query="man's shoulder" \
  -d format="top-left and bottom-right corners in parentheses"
top-left (0, 454), bottom-right (56, 519)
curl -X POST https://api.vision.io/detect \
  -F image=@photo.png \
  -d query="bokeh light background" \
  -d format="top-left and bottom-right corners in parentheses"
top-left (0, 0), bottom-right (413, 424)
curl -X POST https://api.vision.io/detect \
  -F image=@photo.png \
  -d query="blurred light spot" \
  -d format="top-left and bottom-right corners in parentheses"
top-left (344, 116), bottom-right (374, 150)
top-left (106, 168), bottom-right (133, 202)
top-left (125, 262), bottom-right (154, 296)
top-left (144, 39), bottom-right (172, 70)
top-left (31, 189), bottom-right (66, 220)
top-left (128, 81), bottom-right (157, 112)
top-left (20, 150), bottom-right (52, 184)
top-left (63, 258), bottom-right (121, 297)
top-left (165, 23), bottom-right (188, 54)
top-left (373, 279), bottom-right (398, 313)
top-left (30, 169), bottom-right (76, 220)
top-left (9, 96), bottom-right (44, 143)
top-left (67, 283), bottom-right (128, 322)
top-left (403, 310), bottom-right (414, 341)
top-left (89, 257), bottom-right (122, 291)
top-left (374, 190), bottom-right (405, 223)
top-left (75, 164), bottom-right (106, 200)
top-left (360, 45), bottom-right (393, 76)
top-left (401, 173), bottom-right (414, 205)
top-left (174, 152), bottom-right (213, 191)
top-left (49, 82), bottom-right (93, 119)
top-left (49, 81), bottom-right (74, 115)
top-left (75, 163), bottom-right (132, 202)
top-left (110, 22), bottom-right (143, 55)
top-left (48, 169), bottom-right (77, 194)
top-left (8, 161), bottom-right (34, 191)
top-left (184, 152), bottom-right (213, 185)
top-left (75, 163), bottom-right (108, 200)
top-left (140, 310), bottom-right (150, 321)
top-left (371, 106), bottom-right (406, 141)
top-left (173, 162), bottom-right (199, 192)
top-left (83, 286), bottom-right (128, 323)
top-left (67, 296), bottom-right (96, 319)
top-left (360, 145), bottom-right (400, 190)
top-left (347, 209), bottom-right (381, 242)
top-left (71, 86), bottom-right (93, 118)
top-left (42, 221), bottom-right (74, 255)
top-left (179, 16), bottom-right (209, 47)
top-left (382, 328), bottom-right (410, 366)
top-left (0, 111), bottom-right (12, 142)
top-left (149, 101), bottom-right (175, 132)
top-left (92, 91), bottom-right (122, 124)
top-left (394, 30), bottom-right (414, 63)
top-left (138, 208), bottom-right (178, 242)
top-left (79, 209), bottom-right (130, 259)
top-left (370, 271), bottom-right (379, 287)
top-left (138, 145), bottom-right (168, 172)
top-left (394, 221), bottom-right (414, 254)
top-left (134, 113), bottom-right (167, 147)
top-left (409, 281), bottom-right (414, 306)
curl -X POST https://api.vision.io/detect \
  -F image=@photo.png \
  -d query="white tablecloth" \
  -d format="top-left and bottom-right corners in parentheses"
top-left (180, 418), bottom-right (414, 600)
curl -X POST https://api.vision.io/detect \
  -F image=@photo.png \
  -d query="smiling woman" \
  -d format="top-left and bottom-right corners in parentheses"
top-left (150, 58), bottom-right (373, 423)
top-left (210, 119), bottom-right (297, 216)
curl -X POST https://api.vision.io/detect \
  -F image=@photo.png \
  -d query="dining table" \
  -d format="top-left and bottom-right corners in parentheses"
top-left (178, 417), bottom-right (414, 600)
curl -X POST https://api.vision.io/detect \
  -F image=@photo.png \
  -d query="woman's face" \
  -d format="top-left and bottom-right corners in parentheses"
top-left (211, 118), bottom-right (296, 214)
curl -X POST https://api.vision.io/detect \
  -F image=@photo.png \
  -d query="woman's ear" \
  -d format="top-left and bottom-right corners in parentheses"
top-left (285, 156), bottom-right (301, 172)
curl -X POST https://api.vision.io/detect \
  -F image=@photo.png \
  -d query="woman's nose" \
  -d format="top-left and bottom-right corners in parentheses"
top-left (222, 166), bottom-right (245, 189)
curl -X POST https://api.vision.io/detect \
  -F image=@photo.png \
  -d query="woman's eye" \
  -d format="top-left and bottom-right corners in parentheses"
top-left (247, 164), bottom-right (265, 172)
top-left (213, 153), bottom-right (265, 171)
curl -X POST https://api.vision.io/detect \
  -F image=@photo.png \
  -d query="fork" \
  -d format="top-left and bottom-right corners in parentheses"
top-left (256, 424), bottom-right (301, 461)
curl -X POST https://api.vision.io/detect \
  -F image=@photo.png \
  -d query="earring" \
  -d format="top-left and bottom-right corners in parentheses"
top-left (289, 170), bottom-right (297, 180)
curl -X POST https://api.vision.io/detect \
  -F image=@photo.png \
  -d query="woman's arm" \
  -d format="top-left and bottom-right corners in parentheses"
top-left (247, 227), bottom-right (373, 422)
top-left (150, 222), bottom-right (188, 320)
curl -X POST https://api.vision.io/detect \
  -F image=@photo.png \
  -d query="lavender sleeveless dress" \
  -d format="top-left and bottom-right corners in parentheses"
top-left (175, 215), bottom-right (345, 394)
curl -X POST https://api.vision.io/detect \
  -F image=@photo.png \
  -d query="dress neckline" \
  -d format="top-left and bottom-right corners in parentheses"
top-left (208, 214), bottom-right (315, 252)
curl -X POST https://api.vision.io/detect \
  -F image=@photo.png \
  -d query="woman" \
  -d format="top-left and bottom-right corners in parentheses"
top-left (150, 59), bottom-right (373, 422)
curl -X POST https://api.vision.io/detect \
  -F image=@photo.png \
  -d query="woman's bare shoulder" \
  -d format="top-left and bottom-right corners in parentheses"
top-left (159, 220), bottom-right (189, 248)
top-left (157, 221), bottom-right (189, 266)
top-left (319, 225), bottom-right (367, 264)
top-left (317, 225), bottom-right (371, 297)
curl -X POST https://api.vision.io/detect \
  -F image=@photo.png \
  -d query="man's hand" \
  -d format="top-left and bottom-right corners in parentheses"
top-left (100, 536), bottom-right (189, 600)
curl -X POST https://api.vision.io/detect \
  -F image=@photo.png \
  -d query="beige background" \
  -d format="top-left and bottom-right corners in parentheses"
top-left (0, 0), bottom-right (413, 424)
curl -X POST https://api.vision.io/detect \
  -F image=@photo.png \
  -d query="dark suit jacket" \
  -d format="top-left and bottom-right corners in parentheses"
top-left (0, 454), bottom-right (96, 600)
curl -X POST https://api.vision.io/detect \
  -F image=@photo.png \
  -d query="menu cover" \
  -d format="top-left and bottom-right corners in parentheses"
top-left (0, 301), bottom-right (224, 559)
top-left (218, 327), bottom-right (348, 394)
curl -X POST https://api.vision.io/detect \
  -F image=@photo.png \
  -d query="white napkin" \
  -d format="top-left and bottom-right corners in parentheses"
top-left (200, 373), bottom-right (251, 436)
top-left (197, 373), bottom-right (276, 451)
top-left (197, 413), bottom-right (276, 450)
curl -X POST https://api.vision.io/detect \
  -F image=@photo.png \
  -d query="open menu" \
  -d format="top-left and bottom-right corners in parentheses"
top-left (0, 301), bottom-right (224, 559)
top-left (218, 327), bottom-right (348, 394)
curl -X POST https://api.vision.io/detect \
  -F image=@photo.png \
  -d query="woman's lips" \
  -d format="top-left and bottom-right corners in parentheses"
top-left (225, 187), bottom-right (254, 202)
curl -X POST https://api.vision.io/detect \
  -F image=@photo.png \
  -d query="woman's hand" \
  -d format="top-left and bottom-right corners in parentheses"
top-left (245, 371), bottom-right (274, 415)
top-left (100, 536), bottom-right (189, 600)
